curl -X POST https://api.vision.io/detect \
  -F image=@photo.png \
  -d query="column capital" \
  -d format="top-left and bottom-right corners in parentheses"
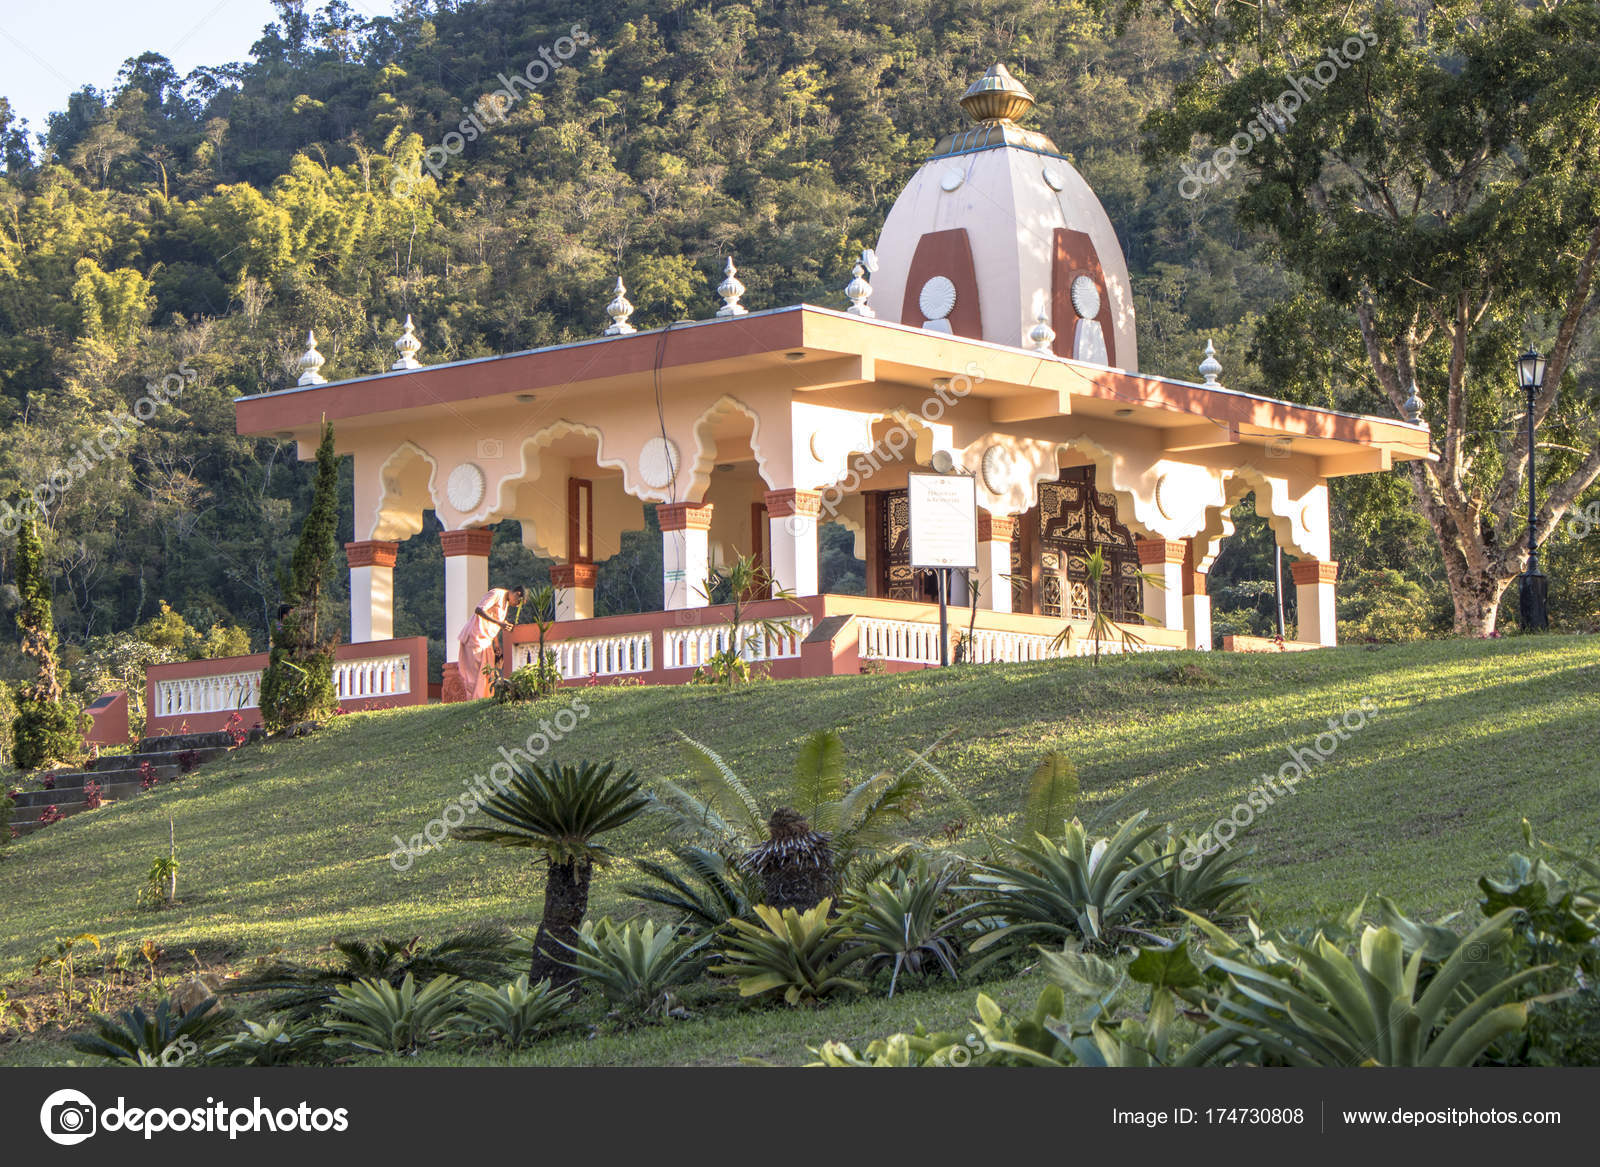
top-left (763, 488), bottom-right (825, 519)
top-left (977, 512), bottom-right (1017, 543)
top-left (1135, 537), bottom-right (1187, 566)
top-left (440, 528), bottom-right (493, 558)
top-left (657, 501), bottom-right (714, 531)
top-left (551, 562), bottom-right (598, 589)
top-left (345, 540), bottom-right (398, 569)
top-left (1290, 559), bottom-right (1339, 586)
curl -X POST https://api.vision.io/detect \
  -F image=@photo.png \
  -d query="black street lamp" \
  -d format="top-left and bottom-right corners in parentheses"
top-left (1517, 348), bottom-right (1549, 631)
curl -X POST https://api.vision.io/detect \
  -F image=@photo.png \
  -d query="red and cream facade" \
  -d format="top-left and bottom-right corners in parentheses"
top-left (227, 64), bottom-right (1431, 690)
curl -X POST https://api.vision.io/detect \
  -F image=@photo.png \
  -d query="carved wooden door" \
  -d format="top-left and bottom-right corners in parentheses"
top-left (1035, 467), bottom-right (1143, 622)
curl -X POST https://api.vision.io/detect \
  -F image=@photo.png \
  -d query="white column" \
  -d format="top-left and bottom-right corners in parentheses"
top-left (1292, 559), bottom-right (1338, 646)
top-left (552, 562), bottom-right (596, 620)
top-left (659, 503), bottom-right (713, 610)
top-left (442, 529), bottom-right (492, 662)
top-left (1136, 538), bottom-right (1186, 632)
top-left (764, 489), bottom-right (821, 596)
top-left (976, 512), bottom-right (1016, 612)
top-left (345, 541), bottom-right (397, 643)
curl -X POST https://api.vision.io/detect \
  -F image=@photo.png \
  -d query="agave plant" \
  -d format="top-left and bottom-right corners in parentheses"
top-left (457, 975), bottom-right (571, 1047)
top-left (207, 1016), bottom-right (328, 1066)
top-left (455, 759), bottom-right (650, 984)
top-left (713, 899), bottom-right (866, 1006)
top-left (226, 925), bottom-right (523, 1017)
top-left (1203, 908), bottom-right (1543, 1066)
top-left (621, 845), bottom-right (756, 934)
top-left (963, 811), bottom-right (1168, 964)
top-left (560, 917), bottom-right (709, 1014)
top-left (843, 861), bottom-right (963, 996)
top-left (322, 973), bottom-right (464, 1055)
top-left (70, 996), bottom-right (228, 1066)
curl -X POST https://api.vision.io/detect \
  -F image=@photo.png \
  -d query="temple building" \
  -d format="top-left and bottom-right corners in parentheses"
top-left (151, 63), bottom-right (1434, 727)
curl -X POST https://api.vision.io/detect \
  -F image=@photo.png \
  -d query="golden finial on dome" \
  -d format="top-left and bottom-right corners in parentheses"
top-left (959, 63), bottom-right (1035, 123)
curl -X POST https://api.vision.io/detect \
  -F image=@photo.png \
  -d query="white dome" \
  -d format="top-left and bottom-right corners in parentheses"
top-left (870, 65), bottom-right (1138, 372)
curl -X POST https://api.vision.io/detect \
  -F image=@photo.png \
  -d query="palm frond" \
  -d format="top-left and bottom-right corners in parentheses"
top-left (1023, 753), bottom-right (1080, 840)
top-left (674, 731), bottom-right (765, 840)
top-left (792, 730), bottom-right (845, 819)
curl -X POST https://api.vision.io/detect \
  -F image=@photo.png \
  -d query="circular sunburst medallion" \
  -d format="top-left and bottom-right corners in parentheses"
top-left (1155, 473), bottom-right (1177, 520)
top-left (1070, 275), bottom-right (1101, 320)
top-left (940, 167), bottom-right (965, 192)
top-left (639, 436), bottom-right (681, 489)
top-left (1042, 165), bottom-right (1066, 192)
top-left (980, 445), bottom-right (1013, 495)
top-left (446, 462), bottom-right (486, 512)
top-left (919, 276), bottom-right (957, 322)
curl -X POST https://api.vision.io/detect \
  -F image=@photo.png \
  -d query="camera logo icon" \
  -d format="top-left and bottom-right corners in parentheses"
top-left (40, 1088), bottom-right (97, 1145)
top-left (477, 438), bottom-right (505, 460)
top-left (1265, 436), bottom-right (1292, 459)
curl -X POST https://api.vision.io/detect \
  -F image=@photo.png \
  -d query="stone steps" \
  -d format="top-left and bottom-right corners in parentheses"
top-left (7, 729), bottom-right (257, 839)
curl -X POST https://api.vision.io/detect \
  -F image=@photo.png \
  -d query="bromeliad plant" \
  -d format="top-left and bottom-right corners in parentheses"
top-left (560, 918), bottom-right (709, 1015)
top-left (963, 811), bottom-right (1170, 965)
top-left (455, 760), bottom-right (650, 985)
top-left (457, 975), bottom-right (571, 1048)
top-left (322, 973), bottom-right (464, 1056)
top-left (713, 899), bottom-right (866, 1006)
top-left (843, 860), bottom-right (963, 996)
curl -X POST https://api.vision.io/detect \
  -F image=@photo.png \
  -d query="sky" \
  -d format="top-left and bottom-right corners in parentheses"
top-left (0, 0), bottom-right (396, 134)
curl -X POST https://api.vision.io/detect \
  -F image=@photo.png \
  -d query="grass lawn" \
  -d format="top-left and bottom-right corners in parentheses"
top-left (1, 635), bottom-right (1596, 1065)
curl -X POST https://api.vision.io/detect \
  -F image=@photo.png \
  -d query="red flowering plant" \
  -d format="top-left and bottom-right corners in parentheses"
top-left (37, 805), bottom-right (62, 826)
top-left (139, 761), bottom-right (158, 791)
top-left (83, 781), bottom-right (103, 810)
top-left (224, 712), bottom-right (248, 747)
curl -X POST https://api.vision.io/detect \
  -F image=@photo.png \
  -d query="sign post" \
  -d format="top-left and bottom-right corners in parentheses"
top-left (907, 471), bottom-right (979, 666)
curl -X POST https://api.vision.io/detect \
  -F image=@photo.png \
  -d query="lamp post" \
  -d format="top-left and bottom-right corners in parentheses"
top-left (1517, 348), bottom-right (1549, 631)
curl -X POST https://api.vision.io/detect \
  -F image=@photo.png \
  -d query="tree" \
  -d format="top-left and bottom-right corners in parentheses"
top-left (455, 760), bottom-right (649, 986)
top-left (258, 422), bottom-right (340, 730)
top-left (10, 515), bottom-right (80, 769)
top-left (1137, 0), bottom-right (1600, 633)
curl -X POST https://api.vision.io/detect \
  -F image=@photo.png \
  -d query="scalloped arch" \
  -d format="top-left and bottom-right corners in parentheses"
top-left (684, 395), bottom-right (772, 500)
top-left (370, 441), bottom-right (440, 541)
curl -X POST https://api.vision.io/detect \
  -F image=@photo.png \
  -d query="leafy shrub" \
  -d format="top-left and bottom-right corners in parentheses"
top-left (495, 657), bottom-right (561, 703)
top-left (36, 805), bottom-right (62, 827)
top-left (82, 781), bottom-right (104, 810)
top-left (963, 812), bottom-right (1168, 964)
top-left (843, 861), bottom-right (962, 995)
top-left (139, 855), bottom-right (179, 909)
top-left (713, 899), bottom-right (864, 1006)
top-left (457, 975), bottom-right (570, 1048)
top-left (560, 918), bottom-right (708, 1014)
top-left (12, 698), bottom-right (81, 771)
top-left (207, 1017), bottom-right (328, 1065)
top-left (70, 996), bottom-right (228, 1066)
top-left (177, 749), bottom-right (202, 774)
top-left (0, 789), bottom-right (13, 843)
top-left (322, 973), bottom-right (464, 1055)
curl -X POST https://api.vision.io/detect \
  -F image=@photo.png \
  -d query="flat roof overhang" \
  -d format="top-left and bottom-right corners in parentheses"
top-left (235, 304), bottom-right (1434, 472)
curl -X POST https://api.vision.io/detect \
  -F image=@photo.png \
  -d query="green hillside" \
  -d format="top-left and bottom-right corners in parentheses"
top-left (4, 638), bottom-right (1596, 984)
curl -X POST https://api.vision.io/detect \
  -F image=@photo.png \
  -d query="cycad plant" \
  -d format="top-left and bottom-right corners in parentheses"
top-left (622, 845), bottom-right (756, 934)
top-left (70, 996), bottom-right (228, 1066)
top-left (455, 760), bottom-right (649, 985)
top-left (649, 730), bottom-right (932, 893)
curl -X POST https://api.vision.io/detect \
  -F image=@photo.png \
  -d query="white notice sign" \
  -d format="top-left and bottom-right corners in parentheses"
top-left (907, 472), bottom-right (978, 569)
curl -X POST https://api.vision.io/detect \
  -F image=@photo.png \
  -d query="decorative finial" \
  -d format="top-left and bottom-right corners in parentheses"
top-left (716, 256), bottom-right (748, 317)
top-left (604, 278), bottom-right (635, 335)
top-left (960, 63), bottom-right (1036, 124)
top-left (297, 331), bottom-right (327, 385)
top-left (845, 248), bottom-right (877, 318)
top-left (1027, 300), bottom-right (1055, 352)
top-left (1199, 339), bottom-right (1222, 386)
top-left (1402, 380), bottom-right (1426, 426)
top-left (391, 315), bottom-right (423, 370)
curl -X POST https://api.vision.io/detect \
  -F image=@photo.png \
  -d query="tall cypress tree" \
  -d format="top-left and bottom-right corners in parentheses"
top-left (11, 515), bottom-right (80, 769)
top-left (259, 422), bottom-right (341, 731)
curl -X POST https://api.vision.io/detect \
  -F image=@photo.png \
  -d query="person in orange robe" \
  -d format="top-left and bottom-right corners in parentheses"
top-left (456, 585), bottom-right (526, 699)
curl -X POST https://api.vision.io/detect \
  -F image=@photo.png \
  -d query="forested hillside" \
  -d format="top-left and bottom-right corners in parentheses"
top-left (0, 0), bottom-right (1592, 701)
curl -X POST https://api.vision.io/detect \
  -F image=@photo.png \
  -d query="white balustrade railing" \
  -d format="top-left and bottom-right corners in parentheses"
top-left (662, 616), bottom-right (813, 670)
top-left (859, 618), bottom-right (1177, 665)
top-left (961, 627), bottom-right (1071, 664)
top-left (153, 671), bottom-right (263, 717)
top-left (153, 653), bottom-right (412, 716)
top-left (333, 654), bottom-right (412, 700)
top-left (515, 633), bottom-right (653, 679)
top-left (858, 618), bottom-right (944, 665)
